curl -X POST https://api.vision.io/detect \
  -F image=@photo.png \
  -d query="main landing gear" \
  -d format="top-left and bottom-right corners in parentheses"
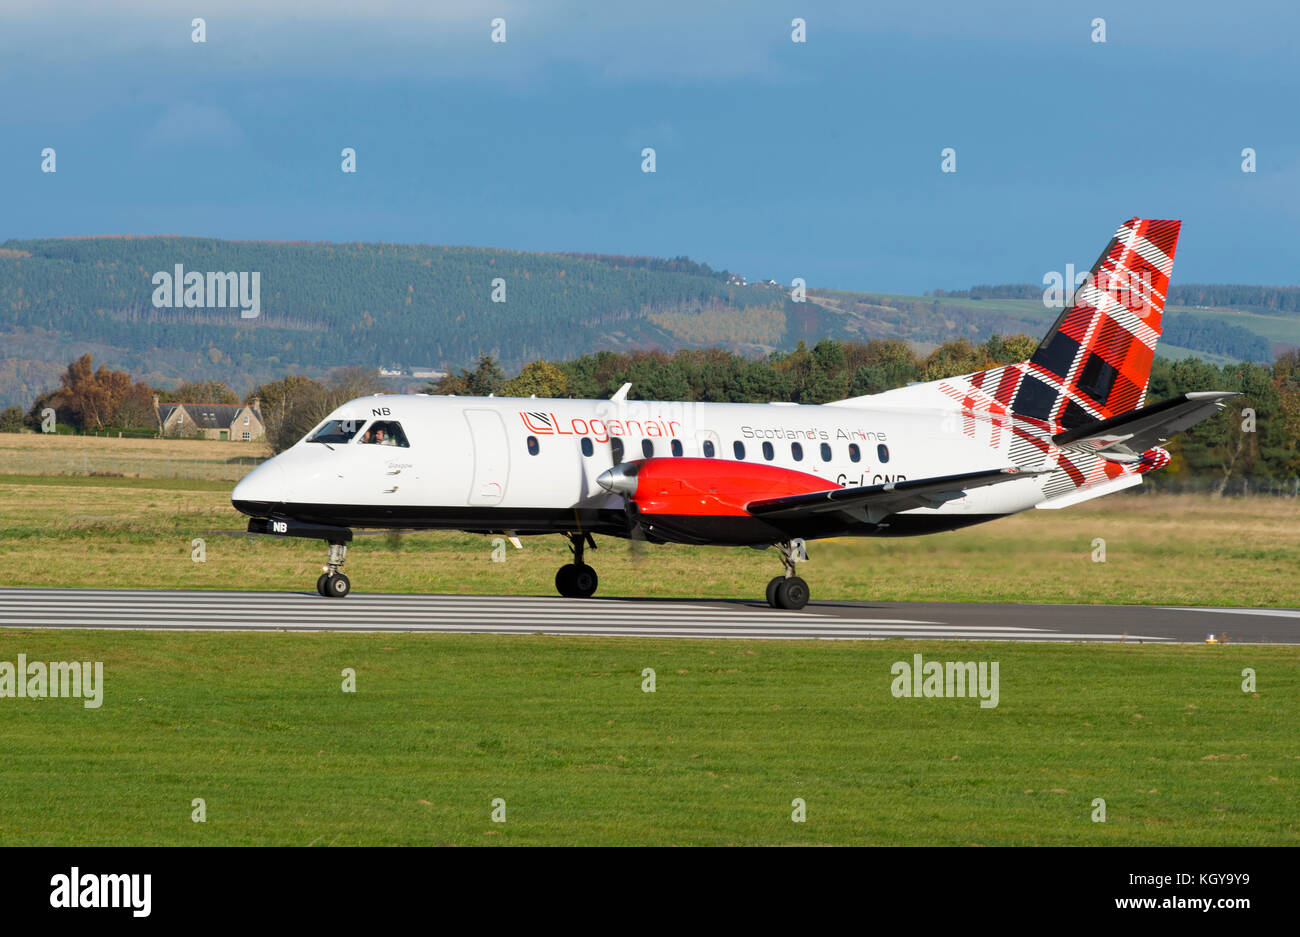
top-left (765, 539), bottom-right (810, 610)
top-left (556, 532), bottom-right (599, 598)
top-left (316, 541), bottom-right (351, 598)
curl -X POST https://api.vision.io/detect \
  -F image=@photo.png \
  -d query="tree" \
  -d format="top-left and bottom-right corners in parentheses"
top-left (430, 354), bottom-right (505, 396)
top-left (113, 382), bottom-right (159, 431)
top-left (500, 360), bottom-right (569, 398)
top-left (0, 406), bottom-right (25, 433)
top-left (465, 355), bottom-right (505, 396)
top-left (47, 354), bottom-right (133, 431)
top-left (161, 381), bottom-right (239, 404)
top-left (923, 340), bottom-right (987, 381)
top-left (980, 333), bottom-right (1038, 365)
top-left (1271, 350), bottom-right (1300, 476)
top-left (252, 376), bottom-right (330, 454)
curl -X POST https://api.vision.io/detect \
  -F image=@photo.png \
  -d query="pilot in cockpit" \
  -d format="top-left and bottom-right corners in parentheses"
top-left (362, 424), bottom-right (399, 446)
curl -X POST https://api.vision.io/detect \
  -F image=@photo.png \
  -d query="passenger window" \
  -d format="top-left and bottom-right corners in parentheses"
top-left (611, 437), bottom-right (625, 463)
top-left (849, 443), bottom-right (861, 463)
top-left (526, 435), bottom-right (540, 456)
top-left (670, 439), bottom-right (683, 457)
top-left (360, 420), bottom-right (410, 448)
top-left (820, 442), bottom-right (832, 462)
top-left (309, 418), bottom-right (366, 445)
top-left (762, 441), bottom-right (774, 461)
top-left (581, 437), bottom-right (594, 457)
top-left (702, 439), bottom-right (716, 458)
top-left (878, 444), bottom-right (890, 463)
top-left (733, 441), bottom-right (745, 460)
top-left (642, 439), bottom-right (654, 458)
top-left (791, 442), bottom-right (803, 461)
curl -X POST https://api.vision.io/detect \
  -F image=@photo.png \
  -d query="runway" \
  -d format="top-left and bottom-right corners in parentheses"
top-left (1, 587), bottom-right (1296, 642)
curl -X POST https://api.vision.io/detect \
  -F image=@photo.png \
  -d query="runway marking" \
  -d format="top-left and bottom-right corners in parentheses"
top-left (0, 587), bottom-right (1177, 642)
top-left (1162, 607), bottom-right (1300, 619)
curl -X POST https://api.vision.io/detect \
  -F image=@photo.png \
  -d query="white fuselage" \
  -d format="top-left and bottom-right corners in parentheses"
top-left (231, 393), bottom-right (1055, 540)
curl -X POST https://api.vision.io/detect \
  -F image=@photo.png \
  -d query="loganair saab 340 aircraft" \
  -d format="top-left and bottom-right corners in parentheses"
top-left (233, 218), bottom-right (1234, 609)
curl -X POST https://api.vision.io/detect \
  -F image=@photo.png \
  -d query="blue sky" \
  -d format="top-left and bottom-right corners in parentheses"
top-left (3, 0), bottom-right (1298, 293)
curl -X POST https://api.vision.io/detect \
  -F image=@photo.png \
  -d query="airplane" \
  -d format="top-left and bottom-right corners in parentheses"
top-left (232, 217), bottom-right (1235, 609)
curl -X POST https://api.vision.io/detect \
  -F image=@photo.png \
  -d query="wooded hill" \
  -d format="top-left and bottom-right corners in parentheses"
top-left (1, 235), bottom-right (1295, 406)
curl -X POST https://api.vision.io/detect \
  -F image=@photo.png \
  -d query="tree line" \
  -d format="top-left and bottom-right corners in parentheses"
top-left (0, 352), bottom-right (383, 453)
top-left (5, 338), bottom-right (1296, 494)
top-left (435, 336), bottom-right (1300, 491)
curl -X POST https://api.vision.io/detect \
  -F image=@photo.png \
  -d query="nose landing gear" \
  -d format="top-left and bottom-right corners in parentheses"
top-left (555, 531), bottom-right (598, 598)
top-left (316, 541), bottom-right (351, 598)
top-left (766, 539), bottom-right (809, 610)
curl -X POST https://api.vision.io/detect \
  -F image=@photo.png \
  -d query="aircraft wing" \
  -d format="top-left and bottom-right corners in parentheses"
top-left (1052, 391), bottom-right (1237, 463)
top-left (745, 466), bottom-right (1046, 524)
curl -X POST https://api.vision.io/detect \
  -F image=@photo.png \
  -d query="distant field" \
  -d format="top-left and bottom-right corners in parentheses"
top-left (0, 630), bottom-right (1294, 845)
top-left (0, 432), bottom-right (269, 482)
top-left (0, 472), bottom-right (1296, 607)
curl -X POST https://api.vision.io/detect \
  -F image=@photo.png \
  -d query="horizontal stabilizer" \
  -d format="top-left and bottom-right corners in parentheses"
top-left (747, 466), bottom-right (1047, 524)
top-left (1052, 391), bottom-right (1236, 461)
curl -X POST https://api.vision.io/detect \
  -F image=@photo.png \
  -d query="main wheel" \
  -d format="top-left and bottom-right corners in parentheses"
top-left (774, 576), bottom-right (809, 610)
top-left (324, 572), bottom-right (351, 598)
top-left (316, 573), bottom-right (330, 596)
top-left (766, 576), bottom-right (784, 608)
top-left (570, 563), bottom-right (598, 598)
top-left (556, 563), bottom-right (598, 598)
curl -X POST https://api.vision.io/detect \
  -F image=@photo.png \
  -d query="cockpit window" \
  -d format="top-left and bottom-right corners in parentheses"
top-left (308, 418), bottom-right (367, 444)
top-left (361, 420), bottom-right (410, 448)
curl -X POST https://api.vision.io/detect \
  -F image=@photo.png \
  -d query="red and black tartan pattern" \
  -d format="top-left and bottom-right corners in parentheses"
top-left (935, 218), bottom-right (1180, 495)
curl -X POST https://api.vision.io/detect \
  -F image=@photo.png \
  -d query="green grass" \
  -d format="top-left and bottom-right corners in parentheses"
top-left (2, 476), bottom-right (1296, 607)
top-left (1, 470), bottom-right (1295, 845)
top-left (0, 631), bottom-right (1294, 845)
top-left (0, 473), bottom-right (233, 492)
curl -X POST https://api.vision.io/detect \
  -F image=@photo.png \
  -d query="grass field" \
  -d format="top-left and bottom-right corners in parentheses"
top-left (1, 472), bottom-right (1296, 606)
top-left (0, 432), bottom-right (269, 482)
top-left (0, 631), bottom-right (1294, 845)
top-left (1, 437), bottom-right (1296, 845)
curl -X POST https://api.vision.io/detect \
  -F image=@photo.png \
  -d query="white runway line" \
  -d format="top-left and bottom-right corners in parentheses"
top-left (1161, 607), bottom-right (1300, 619)
top-left (0, 588), bottom-right (1170, 642)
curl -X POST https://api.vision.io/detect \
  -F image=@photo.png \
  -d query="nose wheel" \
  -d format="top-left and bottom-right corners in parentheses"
top-left (556, 532), bottom-right (599, 598)
top-left (766, 539), bottom-right (810, 610)
top-left (316, 541), bottom-right (351, 598)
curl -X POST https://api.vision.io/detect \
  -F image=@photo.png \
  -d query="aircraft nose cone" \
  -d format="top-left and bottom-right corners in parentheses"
top-left (596, 463), bottom-right (639, 496)
top-left (231, 459), bottom-right (287, 517)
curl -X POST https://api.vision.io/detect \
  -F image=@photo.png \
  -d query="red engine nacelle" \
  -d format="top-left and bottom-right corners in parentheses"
top-left (596, 457), bottom-right (839, 544)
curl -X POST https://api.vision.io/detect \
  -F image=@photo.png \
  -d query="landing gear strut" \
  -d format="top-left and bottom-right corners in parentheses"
top-left (316, 541), bottom-right (351, 598)
top-left (556, 532), bottom-right (598, 598)
top-left (766, 539), bottom-right (809, 610)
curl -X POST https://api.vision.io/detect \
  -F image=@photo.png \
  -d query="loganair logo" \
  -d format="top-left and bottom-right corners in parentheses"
top-left (520, 411), bottom-right (682, 443)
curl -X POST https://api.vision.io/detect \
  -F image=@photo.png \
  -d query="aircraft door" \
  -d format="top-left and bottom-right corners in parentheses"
top-left (464, 409), bottom-right (511, 505)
